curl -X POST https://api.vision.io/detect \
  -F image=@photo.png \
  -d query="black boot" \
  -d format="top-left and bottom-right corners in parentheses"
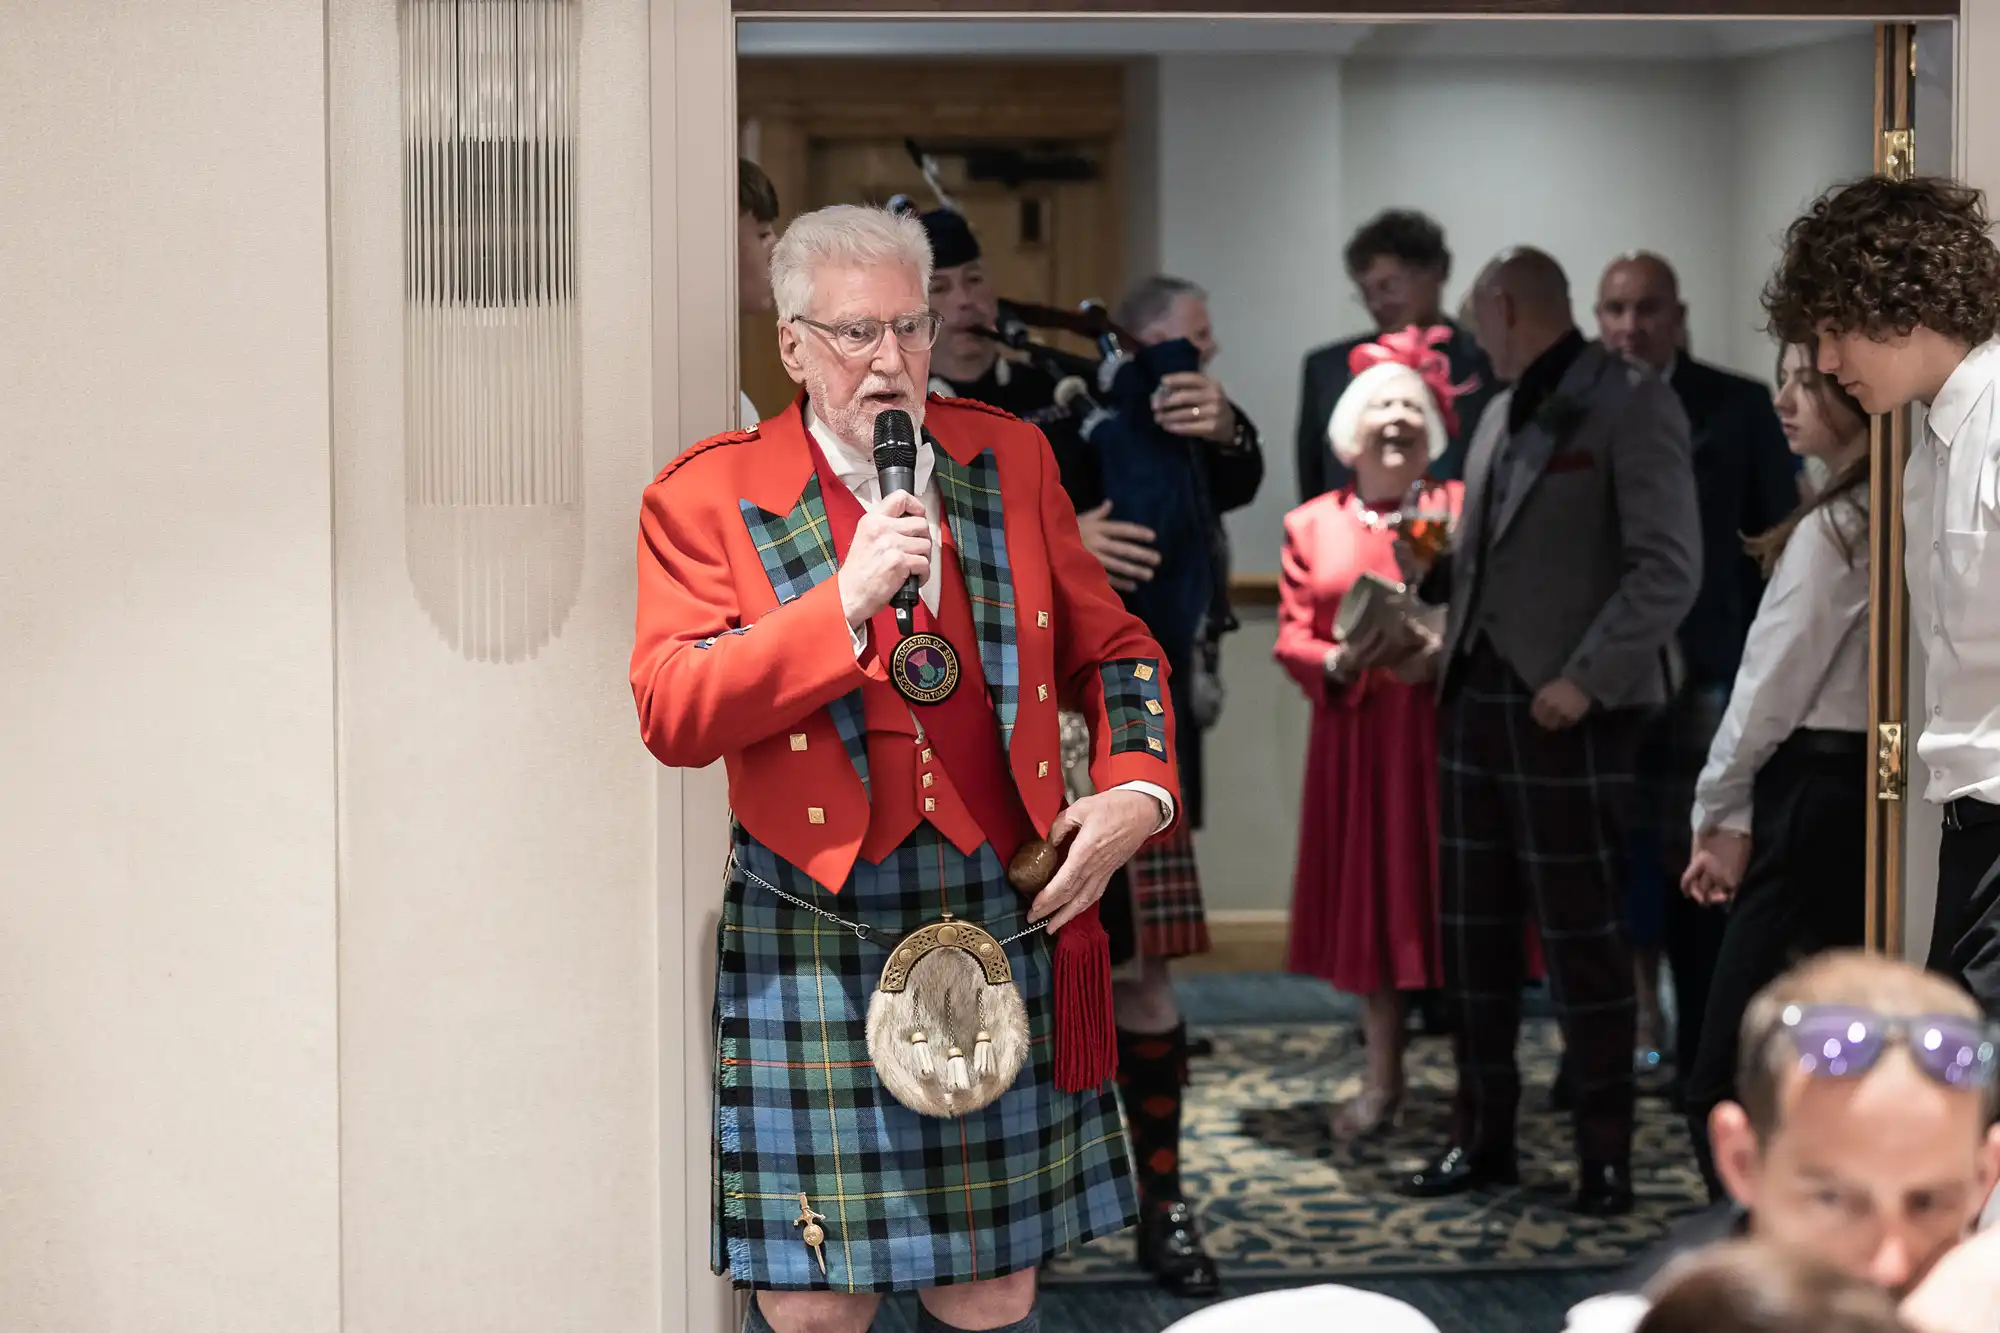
top-left (1116, 1024), bottom-right (1220, 1297)
top-left (1574, 1161), bottom-right (1635, 1217)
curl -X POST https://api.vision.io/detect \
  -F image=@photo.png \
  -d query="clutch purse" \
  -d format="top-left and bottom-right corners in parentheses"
top-left (1333, 570), bottom-right (1416, 643)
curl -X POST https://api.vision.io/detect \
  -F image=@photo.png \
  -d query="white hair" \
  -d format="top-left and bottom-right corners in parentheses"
top-left (768, 204), bottom-right (933, 323)
top-left (1327, 361), bottom-right (1449, 467)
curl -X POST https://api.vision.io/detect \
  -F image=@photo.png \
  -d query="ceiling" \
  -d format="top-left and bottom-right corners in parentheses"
top-left (735, 18), bottom-right (1887, 62)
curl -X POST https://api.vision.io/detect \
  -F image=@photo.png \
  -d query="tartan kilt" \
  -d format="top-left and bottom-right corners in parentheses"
top-left (713, 821), bottom-right (1137, 1293)
top-left (1060, 709), bottom-right (1210, 962)
top-left (1128, 825), bottom-right (1211, 960)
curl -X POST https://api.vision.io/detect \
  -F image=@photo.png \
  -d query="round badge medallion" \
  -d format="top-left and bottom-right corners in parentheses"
top-left (890, 632), bottom-right (960, 704)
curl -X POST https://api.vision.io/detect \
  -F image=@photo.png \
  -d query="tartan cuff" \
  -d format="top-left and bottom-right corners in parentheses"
top-left (1098, 657), bottom-right (1167, 758)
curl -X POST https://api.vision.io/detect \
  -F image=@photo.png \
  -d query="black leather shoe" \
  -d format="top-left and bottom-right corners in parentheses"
top-left (1399, 1144), bottom-right (1519, 1197)
top-left (1549, 1064), bottom-right (1576, 1112)
top-left (1573, 1162), bottom-right (1635, 1216)
top-left (1137, 1200), bottom-right (1220, 1297)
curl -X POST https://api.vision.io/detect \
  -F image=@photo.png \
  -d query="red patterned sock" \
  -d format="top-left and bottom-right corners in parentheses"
top-left (1115, 1023), bottom-right (1189, 1207)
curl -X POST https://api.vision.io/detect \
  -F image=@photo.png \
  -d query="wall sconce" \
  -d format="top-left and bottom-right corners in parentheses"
top-left (399, 0), bottom-right (581, 663)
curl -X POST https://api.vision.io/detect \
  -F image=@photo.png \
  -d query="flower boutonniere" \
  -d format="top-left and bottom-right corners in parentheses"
top-left (1533, 391), bottom-right (1589, 445)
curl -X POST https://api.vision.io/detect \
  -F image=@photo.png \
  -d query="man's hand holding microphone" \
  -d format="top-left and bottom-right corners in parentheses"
top-left (839, 409), bottom-right (931, 635)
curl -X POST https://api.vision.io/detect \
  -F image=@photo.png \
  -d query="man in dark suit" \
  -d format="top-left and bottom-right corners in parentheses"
top-left (1400, 248), bottom-right (1702, 1217)
top-left (1296, 210), bottom-right (1498, 497)
top-left (1594, 254), bottom-right (1800, 1115)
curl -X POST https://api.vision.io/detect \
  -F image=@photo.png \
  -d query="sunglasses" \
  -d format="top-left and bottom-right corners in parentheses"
top-left (1779, 1003), bottom-right (1999, 1089)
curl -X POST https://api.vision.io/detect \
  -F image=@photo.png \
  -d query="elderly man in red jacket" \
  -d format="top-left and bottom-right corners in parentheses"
top-left (631, 203), bottom-right (1180, 1333)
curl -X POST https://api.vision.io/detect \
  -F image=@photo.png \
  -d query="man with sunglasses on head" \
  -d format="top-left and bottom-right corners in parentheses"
top-left (632, 203), bottom-right (1182, 1333)
top-left (1565, 950), bottom-right (2000, 1333)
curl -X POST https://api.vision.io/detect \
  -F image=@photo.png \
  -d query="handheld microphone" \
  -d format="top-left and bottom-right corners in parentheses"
top-left (872, 407), bottom-right (921, 636)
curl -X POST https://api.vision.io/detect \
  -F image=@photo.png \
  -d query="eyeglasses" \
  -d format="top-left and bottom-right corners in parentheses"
top-left (792, 311), bottom-right (943, 359)
top-left (1779, 1003), bottom-right (1999, 1089)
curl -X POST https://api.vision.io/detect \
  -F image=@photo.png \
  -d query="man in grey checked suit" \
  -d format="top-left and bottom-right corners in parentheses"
top-left (1398, 248), bottom-right (1701, 1216)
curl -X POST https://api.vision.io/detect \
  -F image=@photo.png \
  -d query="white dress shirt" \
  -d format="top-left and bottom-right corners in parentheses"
top-left (739, 389), bottom-right (760, 432)
top-left (804, 405), bottom-right (1174, 830)
top-left (1905, 337), bottom-right (2000, 805)
top-left (1689, 497), bottom-right (1871, 836)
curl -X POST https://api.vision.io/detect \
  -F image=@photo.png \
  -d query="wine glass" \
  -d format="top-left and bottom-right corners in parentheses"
top-left (1395, 482), bottom-right (1453, 573)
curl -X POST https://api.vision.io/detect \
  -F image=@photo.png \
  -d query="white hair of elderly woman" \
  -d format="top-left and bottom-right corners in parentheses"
top-left (1326, 361), bottom-right (1449, 468)
top-left (769, 204), bottom-right (934, 324)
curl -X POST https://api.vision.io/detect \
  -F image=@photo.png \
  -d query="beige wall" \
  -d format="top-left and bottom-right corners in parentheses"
top-left (0, 2), bottom-right (341, 1329)
top-left (326, 2), bottom-right (666, 1329)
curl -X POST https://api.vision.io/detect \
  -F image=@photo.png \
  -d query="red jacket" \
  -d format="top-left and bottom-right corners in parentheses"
top-left (631, 395), bottom-right (1181, 893)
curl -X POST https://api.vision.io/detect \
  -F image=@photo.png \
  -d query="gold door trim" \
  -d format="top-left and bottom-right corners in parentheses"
top-left (1866, 22), bottom-right (1918, 952)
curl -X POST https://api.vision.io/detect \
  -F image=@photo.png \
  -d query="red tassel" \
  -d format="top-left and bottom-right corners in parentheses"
top-left (1053, 898), bottom-right (1117, 1092)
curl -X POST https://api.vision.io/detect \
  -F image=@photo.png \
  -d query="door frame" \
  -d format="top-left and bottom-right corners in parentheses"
top-left (1868, 24), bottom-right (1918, 953)
top-left (651, 4), bottom-right (1991, 1325)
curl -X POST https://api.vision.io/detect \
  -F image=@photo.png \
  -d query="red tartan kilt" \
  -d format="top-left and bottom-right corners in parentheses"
top-left (1127, 825), bottom-right (1211, 960)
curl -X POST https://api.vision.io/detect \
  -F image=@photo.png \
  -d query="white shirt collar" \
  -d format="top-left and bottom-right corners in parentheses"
top-left (1927, 336), bottom-right (2000, 449)
top-left (802, 401), bottom-right (936, 498)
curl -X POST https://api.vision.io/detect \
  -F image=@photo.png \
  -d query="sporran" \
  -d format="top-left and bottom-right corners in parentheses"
top-left (735, 844), bottom-right (1062, 1119)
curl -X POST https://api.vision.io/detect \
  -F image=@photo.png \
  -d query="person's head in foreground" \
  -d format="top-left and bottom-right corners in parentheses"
top-left (1761, 176), bottom-right (2000, 415)
top-left (1709, 950), bottom-right (2000, 1298)
top-left (771, 204), bottom-right (941, 452)
top-left (1635, 1239), bottom-right (1909, 1333)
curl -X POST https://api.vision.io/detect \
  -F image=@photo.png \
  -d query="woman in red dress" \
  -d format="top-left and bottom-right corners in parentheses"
top-left (1276, 327), bottom-right (1468, 1138)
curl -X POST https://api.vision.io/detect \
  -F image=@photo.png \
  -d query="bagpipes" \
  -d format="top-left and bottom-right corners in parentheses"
top-left (984, 299), bottom-right (1229, 711)
top-left (887, 141), bottom-right (1234, 715)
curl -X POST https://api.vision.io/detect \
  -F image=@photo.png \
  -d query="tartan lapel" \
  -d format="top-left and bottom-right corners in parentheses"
top-left (932, 443), bottom-right (1019, 748)
top-left (738, 477), bottom-right (869, 794)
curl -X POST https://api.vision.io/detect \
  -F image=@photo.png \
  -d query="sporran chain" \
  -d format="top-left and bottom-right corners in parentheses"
top-left (733, 860), bottom-right (1049, 949)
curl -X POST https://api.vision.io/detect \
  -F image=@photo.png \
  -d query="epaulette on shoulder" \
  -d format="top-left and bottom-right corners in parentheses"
top-left (929, 394), bottom-right (1023, 424)
top-left (651, 427), bottom-right (757, 485)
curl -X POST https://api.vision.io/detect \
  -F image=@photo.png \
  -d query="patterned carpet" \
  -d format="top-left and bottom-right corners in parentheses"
top-left (1043, 1014), bottom-right (1708, 1282)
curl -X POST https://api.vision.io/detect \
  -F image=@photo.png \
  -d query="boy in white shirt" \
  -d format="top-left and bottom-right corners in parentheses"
top-left (1761, 176), bottom-right (2000, 1015)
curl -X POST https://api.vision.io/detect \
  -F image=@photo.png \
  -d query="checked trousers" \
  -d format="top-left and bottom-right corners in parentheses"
top-left (1440, 643), bottom-right (1642, 1166)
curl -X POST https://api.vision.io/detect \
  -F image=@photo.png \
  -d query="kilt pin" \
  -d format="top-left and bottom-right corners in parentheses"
top-left (631, 395), bottom-right (1183, 1293)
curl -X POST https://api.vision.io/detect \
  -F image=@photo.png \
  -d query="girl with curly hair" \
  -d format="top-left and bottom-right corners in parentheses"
top-left (1763, 175), bottom-right (2000, 1017)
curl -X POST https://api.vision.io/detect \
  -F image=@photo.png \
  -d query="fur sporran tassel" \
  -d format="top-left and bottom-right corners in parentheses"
top-left (909, 1030), bottom-right (935, 1078)
top-left (973, 1030), bottom-right (996, 1078)
top-left (945, 1047), bottom-right (970, 1091)
top-left (1054, 899), bottom-right (1117, 1093)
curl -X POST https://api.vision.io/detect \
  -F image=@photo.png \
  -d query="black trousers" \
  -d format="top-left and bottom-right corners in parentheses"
top-left (1685, 730), bottom-right (1868, 1198)
top-left (1643, 685), bottom-right (1730, 1075)
top-left (1925, 799), bottom-right (2000, 1018)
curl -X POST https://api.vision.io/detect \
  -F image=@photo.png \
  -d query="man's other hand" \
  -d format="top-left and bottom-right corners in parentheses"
top-left (1076, 500), bottom-right (1160, 591)
top-left (1028, 789), bottom-right (1160, 933)
top-left (1530, 678), bottom-right (1593, 731)
top-left (1153, 371), bottom-right (1235, 443)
